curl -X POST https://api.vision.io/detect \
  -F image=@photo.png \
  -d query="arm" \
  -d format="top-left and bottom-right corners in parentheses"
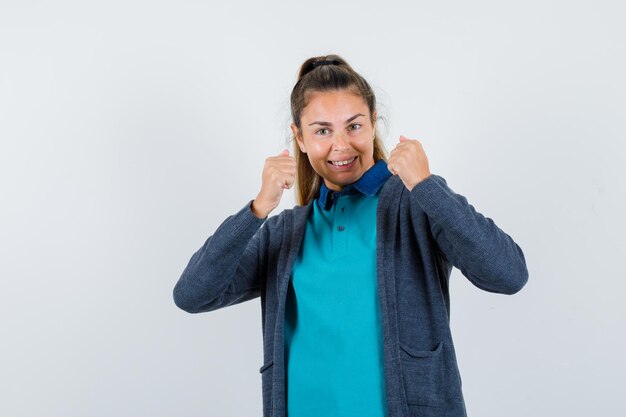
top-left (409, 174), bottom-right (529, 295)
top-left (172, 200), bottom-right (271, 313)
top-left (173, 148), bottom-right (295, 313)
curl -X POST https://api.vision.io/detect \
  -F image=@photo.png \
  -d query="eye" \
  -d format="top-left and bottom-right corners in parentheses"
top-left (350, 123), bottom-right (362, 131)
top-left (315, 128), bottom-right (330, 136)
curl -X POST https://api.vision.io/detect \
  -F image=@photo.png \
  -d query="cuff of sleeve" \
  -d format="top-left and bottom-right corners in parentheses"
top-left (225, 200), bottom-right (267, 237)
top-left (408, 174), bottom-right (454, 223)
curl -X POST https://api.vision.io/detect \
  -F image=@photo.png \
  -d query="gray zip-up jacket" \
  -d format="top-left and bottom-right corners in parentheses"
top-left (173, 173), bottom-right (529, 417)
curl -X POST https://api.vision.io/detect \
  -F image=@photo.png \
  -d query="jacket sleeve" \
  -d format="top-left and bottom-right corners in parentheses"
top-left (409, 174), bottom-right (529, 295)
top-left (172, 200), bottom-right (272, 313)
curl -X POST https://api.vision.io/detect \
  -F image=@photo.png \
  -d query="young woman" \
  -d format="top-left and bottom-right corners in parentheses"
top-left (173, 54), bottom-right (529, 417)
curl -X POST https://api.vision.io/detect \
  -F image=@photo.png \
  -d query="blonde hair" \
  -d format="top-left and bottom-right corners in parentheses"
top-left (290, 54), bottom-right (388, 206)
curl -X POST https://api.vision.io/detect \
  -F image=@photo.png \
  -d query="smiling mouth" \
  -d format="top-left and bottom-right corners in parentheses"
top-left (328, 156), bottom-right (357, 166)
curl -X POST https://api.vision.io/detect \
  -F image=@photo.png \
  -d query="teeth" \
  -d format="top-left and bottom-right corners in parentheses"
top-left (331, 157), bottom-right (356, 166)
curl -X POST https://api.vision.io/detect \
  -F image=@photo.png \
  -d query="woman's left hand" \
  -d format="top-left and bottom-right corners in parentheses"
top-left (387, 135), bottom-right (432, 191)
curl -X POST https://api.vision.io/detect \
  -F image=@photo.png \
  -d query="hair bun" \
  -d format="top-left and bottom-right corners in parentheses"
top-left (298, 55), bottom-right (349, 80)
top-left (310, 59), bottom-right (341, 69)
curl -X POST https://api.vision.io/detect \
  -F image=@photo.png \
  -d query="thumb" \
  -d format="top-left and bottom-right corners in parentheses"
top-left (399, 135), bottom-right (407, 142)
top-left (279, 148), bottom-right (290, 156)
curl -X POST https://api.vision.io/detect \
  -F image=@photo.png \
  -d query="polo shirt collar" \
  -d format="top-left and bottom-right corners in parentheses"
top-left (317, 159), bottom-right (392, 210)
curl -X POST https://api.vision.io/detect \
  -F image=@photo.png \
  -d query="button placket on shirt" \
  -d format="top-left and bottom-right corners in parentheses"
top-left (332, 195), bottom-right (349, 258)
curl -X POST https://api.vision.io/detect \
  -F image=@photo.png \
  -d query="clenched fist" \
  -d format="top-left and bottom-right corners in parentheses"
top-left (387, 135), bottom-right (431, 191)
top-left (251, 149), bottom-right (297, 219)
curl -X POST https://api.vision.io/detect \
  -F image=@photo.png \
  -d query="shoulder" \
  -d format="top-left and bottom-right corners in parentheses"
top-left (381, 174), bottom-right (404, 192)
top-left (378, 174), bottom-right (449, 215)
top-left (378, 175), bottom-right (406, 203)
top-left (381, 174), bottom-right (448, 197)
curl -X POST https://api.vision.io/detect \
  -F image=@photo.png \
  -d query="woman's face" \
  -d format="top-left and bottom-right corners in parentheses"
top-left (291, 89), bottom-right (377, 192)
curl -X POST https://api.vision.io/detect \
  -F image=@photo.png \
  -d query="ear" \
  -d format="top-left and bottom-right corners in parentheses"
top-left (291, 122), bottom-right (306, 153)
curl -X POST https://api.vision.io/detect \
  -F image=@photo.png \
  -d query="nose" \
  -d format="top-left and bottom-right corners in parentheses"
top-left (332, 131), bottom-right (350, 151)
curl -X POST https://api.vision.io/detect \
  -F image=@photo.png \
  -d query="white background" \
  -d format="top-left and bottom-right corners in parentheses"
top-left (1, 0), bottom-right (625, 416)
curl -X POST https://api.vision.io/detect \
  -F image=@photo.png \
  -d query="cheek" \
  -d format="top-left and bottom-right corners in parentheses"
top-left (308, 142), bottom-right (332, 160)
top-left (353, 136), bottom-right (374, 152)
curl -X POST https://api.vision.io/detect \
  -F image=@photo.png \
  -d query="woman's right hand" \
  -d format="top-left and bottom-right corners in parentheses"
top-left (251, 149), bottom-right (296, 218)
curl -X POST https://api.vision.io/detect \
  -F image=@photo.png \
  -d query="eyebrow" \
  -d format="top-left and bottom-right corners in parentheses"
top-left (308, 113), bottom-right (365, 127)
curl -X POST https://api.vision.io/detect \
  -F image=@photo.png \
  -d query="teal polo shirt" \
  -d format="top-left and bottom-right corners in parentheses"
top-left (284, 160), bottom-right (392, 417)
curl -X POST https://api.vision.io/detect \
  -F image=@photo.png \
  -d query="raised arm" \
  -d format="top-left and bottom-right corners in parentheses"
top-left (173, 148), bottom-right (296, 313)
top-left (387, 136), bottom-right (528, 295)
top-left (409, 174), bottom-right (529, 295)
top-left (172, 201), bottom-right (268, 313)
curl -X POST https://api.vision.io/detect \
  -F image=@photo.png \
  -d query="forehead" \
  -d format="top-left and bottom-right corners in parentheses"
top-left (301, 89), bottom-right (369, 120)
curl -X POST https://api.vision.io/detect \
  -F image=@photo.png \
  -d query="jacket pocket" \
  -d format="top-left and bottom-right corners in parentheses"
top-left (399, 341), bottom-right (444, 407)
top-left (259, 359), bottom-right (274, 417)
